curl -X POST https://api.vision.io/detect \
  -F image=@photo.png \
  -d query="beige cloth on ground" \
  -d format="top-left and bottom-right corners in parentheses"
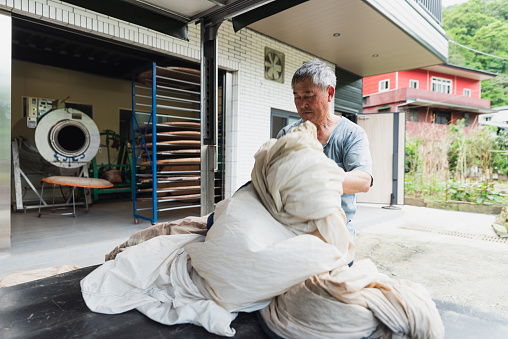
top-left (260, 260), bottom-right (445, 338)
top-left (105, 216), bottom-right (208, 261)
top-left (0, 265), bottom-right (80, 288)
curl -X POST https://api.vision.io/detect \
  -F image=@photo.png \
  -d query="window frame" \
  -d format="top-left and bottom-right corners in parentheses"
top-left (431, 77), bottom-right (453, 94)
top-left (409, 79), bottom-right (419, 89)
top-left (433, 110), bottom-right (451, 125)
top-left (463, 88), bottom-right (471, 97)
top-left (378, 79), bottom-right (390, 92)
top-left (271, 108), bottom-right (300, 138)
top-left (408, 108), bottom-right (419, 122)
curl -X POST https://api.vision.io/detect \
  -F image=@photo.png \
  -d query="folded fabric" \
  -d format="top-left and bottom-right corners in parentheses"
top-left (260, 259), bottom-right (445, 338)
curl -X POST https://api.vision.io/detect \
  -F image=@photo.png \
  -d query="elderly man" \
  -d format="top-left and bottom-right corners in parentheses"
top-left (277, 59), bottom-right (373, 242)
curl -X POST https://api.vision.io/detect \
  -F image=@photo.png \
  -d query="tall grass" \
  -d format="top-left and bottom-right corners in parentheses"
top-left (405, 119), bottom-right (506, 203)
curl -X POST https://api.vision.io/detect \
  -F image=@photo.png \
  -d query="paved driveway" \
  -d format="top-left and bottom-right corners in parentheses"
top-left (355, 203), bottom-right (508, 338)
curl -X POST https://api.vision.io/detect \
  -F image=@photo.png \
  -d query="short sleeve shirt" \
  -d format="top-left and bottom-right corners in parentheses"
top-left (276, 117), bottom-right (373, 241)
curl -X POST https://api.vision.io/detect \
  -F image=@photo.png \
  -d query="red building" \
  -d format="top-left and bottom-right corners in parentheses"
top-left (362, 64), bottom-right (496, 137)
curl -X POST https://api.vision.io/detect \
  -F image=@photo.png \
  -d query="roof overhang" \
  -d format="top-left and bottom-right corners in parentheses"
top-left (67, 0), bottom-right (448, 77)
top-left (405, 98), bottom-right (495, 114)
top-left (244, 0), bottom-right (448, 76)
top-left (479, 121), bottom-right (508, 129)
top-left (421, 64), bottom-right (497, 81)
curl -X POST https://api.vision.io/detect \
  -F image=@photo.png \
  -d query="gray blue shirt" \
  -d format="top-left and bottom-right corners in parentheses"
top-left (276, 117), bottom-right (373, 241)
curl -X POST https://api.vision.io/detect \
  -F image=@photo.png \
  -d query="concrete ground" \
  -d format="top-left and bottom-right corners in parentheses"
top-left (355, 203), bottom-right (508, 338)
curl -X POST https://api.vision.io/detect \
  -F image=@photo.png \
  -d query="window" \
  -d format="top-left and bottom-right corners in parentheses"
top-left (464, 113), bottom-right (471, 127)
top-left (433, 111), bottom-right (451, 125)
top-left (431, 77), bottom-right (452, 94)
top-left (65, 102), bottom-right (93, 118)
top-left (119, 109), bottom-right (133, 142)
top-left (408, 108), bottom-right (419, 122)
top-left (379, 79), bottom-right (390, 92)
top-left (271, 109), bottom-right (300, 138)
top-left (463, 88), bottom-right (471, 97)
top-left (409, 80), bottom-right (419, 89)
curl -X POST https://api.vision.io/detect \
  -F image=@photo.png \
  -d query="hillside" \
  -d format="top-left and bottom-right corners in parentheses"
top-left (443, 0), bottom-right (508, 107)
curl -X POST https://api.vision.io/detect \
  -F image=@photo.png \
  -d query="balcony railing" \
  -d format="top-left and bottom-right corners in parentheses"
top-left (413, 0), bottom-right (442, 24)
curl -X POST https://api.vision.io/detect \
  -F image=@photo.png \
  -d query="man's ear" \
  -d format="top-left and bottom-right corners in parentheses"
top-left (327, 86), bottom-right (335, 102)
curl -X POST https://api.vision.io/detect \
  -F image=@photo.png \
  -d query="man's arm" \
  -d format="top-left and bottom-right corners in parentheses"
top-left (343, 169), bottom-right (371, 194)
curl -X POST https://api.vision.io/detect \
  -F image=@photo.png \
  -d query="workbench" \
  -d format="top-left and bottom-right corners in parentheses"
top-left (38, 176), bottom-right (113, 217)
top-left (0, 266), bottom-right (269, 338)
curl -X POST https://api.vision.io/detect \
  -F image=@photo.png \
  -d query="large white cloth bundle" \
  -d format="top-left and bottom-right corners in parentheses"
top-left (186, 121), bottom-right (354, 311)
top-left (250, 121), bottom-right (354, 251)
top-left (81, 122), bottom-right (352, 336)
top-left (81, 121), bottom-right (443, 338)
top-left (185, 184), bottom-right (348, 312)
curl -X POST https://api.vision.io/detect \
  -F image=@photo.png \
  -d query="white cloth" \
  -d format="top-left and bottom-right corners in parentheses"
top-left (81, 234), bottom-right (237, 337)
top-left (185, 121), bottom-right (353, 311)
top-left (81, 121), bottom-right (352, 336)
top-left (250, 121), bottom-right (354, 252)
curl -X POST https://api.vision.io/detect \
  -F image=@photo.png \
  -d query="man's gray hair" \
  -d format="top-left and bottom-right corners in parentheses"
top-left (291, 59), bottom-right (336, 91)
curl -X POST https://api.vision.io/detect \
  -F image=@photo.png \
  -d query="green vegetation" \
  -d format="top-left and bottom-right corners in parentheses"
top-left (405, 120), bottom-right (508, 205)
top-left (443, 0), bottom-right (508, 107)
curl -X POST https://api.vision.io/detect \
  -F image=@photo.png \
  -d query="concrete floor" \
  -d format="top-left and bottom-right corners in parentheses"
top-left (0, 199), bottom-right (200, 279)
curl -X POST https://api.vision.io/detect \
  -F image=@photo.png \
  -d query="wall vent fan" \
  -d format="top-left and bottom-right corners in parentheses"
top-left (264, 47), bottom-right (284, 83)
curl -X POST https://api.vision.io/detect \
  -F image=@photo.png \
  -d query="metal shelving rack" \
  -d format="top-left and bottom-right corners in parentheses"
top-left (132, 62), bottom-right (208, 224)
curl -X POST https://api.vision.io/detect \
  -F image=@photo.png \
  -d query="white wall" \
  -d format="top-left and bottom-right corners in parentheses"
top-left (216, 21), bottom-right (335, 193)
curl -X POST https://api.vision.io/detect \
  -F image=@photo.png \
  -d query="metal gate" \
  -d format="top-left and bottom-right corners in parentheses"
top-left (356, 112), bottom-right (406, 205)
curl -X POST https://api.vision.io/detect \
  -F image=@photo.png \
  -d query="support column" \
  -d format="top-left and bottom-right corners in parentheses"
top-left (200, 22), bottom-right (221, 216)
top-left (0, 12), bottom-right (11, 254)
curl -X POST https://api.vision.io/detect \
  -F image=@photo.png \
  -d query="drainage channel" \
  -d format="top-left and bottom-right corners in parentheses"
top-left (404, 225), bottom-right (508, 244)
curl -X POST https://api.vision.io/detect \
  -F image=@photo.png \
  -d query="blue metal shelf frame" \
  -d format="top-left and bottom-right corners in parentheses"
top-left (131, 62), bottom-right (206, 224)
top-left (132, 62), bottom-right (158, 224)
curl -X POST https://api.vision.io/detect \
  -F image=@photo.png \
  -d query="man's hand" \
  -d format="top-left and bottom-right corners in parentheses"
top-left (343, 170), bottom-right (372, 194)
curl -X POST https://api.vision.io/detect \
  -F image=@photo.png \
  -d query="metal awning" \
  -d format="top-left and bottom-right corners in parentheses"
top-left (480, 121), bottom-right (508, 129)
top-left (405, 98), bottom-right (495, 114)
top-left (61, 0), bottom-right (448, 77)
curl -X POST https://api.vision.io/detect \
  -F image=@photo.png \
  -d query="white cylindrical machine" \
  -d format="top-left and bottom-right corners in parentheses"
top-left (34, 108), bottom-right (100, 168)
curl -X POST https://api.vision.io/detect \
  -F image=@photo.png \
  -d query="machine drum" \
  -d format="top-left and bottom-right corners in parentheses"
top-left (50, 120), bottom-right (89, 156)
top-left (35, 109), bottom-right (100, 168)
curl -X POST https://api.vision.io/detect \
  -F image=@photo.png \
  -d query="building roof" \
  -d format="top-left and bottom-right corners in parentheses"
top-left (420, 64), bottom-right (497, 81)
top-left (62, 0), bottom-right (449, 77)
top-left (405, 98), bottom-right (495, 114)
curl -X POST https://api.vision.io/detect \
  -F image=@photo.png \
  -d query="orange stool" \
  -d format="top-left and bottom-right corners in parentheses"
top-left (38, 176), bottom-right (113, 217)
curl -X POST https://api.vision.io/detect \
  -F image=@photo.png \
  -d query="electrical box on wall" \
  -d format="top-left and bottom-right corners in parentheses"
top-left (23, 97), bottom-right (53, 128)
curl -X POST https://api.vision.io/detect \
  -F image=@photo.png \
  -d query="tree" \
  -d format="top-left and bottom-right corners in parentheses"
top-left (443, 0), bottom-right (508, 107)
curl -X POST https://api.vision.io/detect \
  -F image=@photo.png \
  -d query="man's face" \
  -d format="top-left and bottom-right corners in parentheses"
top-left (293, 78), bottom-right (333, 126)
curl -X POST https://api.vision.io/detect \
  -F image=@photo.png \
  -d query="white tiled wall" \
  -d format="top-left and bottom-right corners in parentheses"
top-left (217, 21), bottom-right (335, 193)
top-left (0, 0), bottom-right (335, 196)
